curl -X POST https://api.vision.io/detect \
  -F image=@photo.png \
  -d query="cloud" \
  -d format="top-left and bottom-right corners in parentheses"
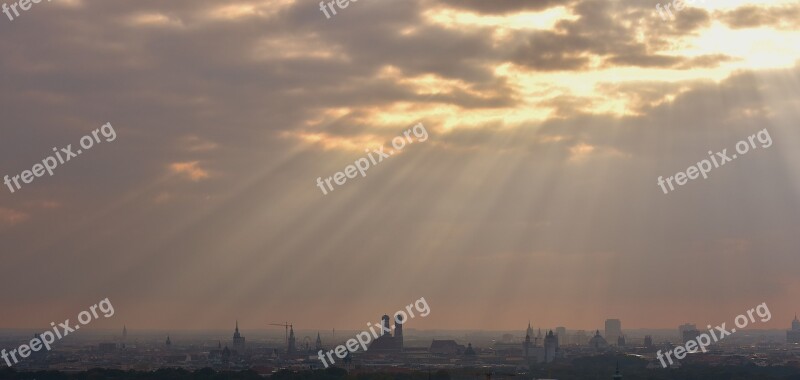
top-left (169, 161), bottom-right (210, 181)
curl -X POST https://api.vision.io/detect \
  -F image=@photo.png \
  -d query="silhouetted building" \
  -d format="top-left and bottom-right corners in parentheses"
top-left (369, 314), bottom-right (403, 352)
top-left (617, 335), bottom-right (626, 347)
top-left (682, 328), bottom-right (702, 344)
top-left (233, 321), bottom-right (246, 350)
top-left (605, 319), bottom-right (622, 344)
top-left (464, 343), bottom-right (476, 356)
top-left (165, 335), bottom-right (172, 348)
top-left (524, 332), bottom-right (532, 359)
top-left (589, 330), bottom-right (609, 350)
top-left (288, 326), bottom-right (296, 353)
top-left (315, 332), bottom-right (323, 350)
top-left (544, 330), bottom-right (558, 363)
top-left (787, 315), bottom-right (800, 344)
top-left (644, 335), bottom-right (653, 348)
top-left (556, 327), bottom-right (566, 345)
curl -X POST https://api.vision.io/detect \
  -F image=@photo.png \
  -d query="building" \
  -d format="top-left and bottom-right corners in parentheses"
top-left (233, 321), bottom-right (246, 351)
top-left (644, 335), bottom-right (653, 348)
top-left (589, 330), bottom-right (609, 350)
top-left (556, 327), bottom-right (566, 345)
top-left (605, 319), bottom-right (622, 344)
top-left (369, 314), bottom-right (403, 352)
top-left (617, 335), bottom-right (626, 347)
top-left (787, 315), bottom-right (800, 344)
top-left (287, 326), bottom-right (296, 353)
top-left (544, 330), bottom-right (558, 363)
top-left (315, 332), bottom-right (323, 350)
top-left (681, 328), bottom-right (702, 344)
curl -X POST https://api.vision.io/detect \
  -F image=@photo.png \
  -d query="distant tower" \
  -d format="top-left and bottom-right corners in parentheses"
top-left (617, 335), bottom-right (626, 347)
top-left (316, 332), bottom-right (323, 351)
top-left (605, 319), bottom-right (622, 344)
top-left (122, 325), bottom-right (127, 340)
top-left (288, 326), bottom-right (297, 353)
top-left (644, 335), bottom-right (653, 348)
top-left (233, 321), bottom-right (246, 350)
top-left (381, 315), bottom-right (391, 336)
top-left (165, 335), bottom-right (172, 348)
top-left (523, 332), bottom-right (531, 360)
top-left (544, 330), bottom-right (558, 363)
top-left (612, 362), bottom-right (623, 379)
top-left (787, 315), bottom-right (800, 343)
top-left (395, 314), bottom-right (404, 351)
top-left (526, 322), bottom-right (534, 338)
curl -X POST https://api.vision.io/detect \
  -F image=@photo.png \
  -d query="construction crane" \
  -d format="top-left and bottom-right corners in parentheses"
top-left (269, 322), bottom-right (292, 346)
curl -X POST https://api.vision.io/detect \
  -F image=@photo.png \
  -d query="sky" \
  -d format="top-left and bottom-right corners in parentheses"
top-left (1, 0), bottom-right (800, 333)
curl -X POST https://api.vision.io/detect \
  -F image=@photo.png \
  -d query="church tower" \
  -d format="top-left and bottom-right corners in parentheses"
top-left (288, 326), bottom-right (297, 353)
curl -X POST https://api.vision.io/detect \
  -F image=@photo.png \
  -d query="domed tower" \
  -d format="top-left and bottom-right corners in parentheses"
top-left (381, 315), bottom-right (391, 336)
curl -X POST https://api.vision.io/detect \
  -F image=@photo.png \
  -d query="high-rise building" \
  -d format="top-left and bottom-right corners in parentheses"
top-left (605, 319), bottom-right (622, 344)
top-left (544, 330), bottom-right (558, 363)
top-left (787, 315), bottom-right (800, 344)
top-left (644, 335), bottom-right (653, 348)
top-left (233, 321), bottom-right (246, 350)
top-left (556, 327), bottom-right (566, 345)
